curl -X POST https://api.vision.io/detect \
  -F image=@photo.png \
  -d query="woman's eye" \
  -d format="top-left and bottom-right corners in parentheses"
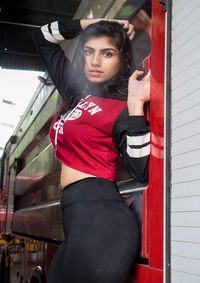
top-left (84, 49), bottom-right (92, 56)
top-left (103, 52), bottom-right (112, 58)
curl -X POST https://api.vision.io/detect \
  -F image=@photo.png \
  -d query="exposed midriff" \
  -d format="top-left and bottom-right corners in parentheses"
top-left (60, 164), bottom-right (96, 188)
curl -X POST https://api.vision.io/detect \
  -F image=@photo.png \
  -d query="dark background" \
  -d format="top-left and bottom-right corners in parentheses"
top-left (0, 0), bottom-right (81, 70)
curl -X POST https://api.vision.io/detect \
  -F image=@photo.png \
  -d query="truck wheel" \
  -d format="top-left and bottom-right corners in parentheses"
top-left (29, 266), bottom-right (46, 283)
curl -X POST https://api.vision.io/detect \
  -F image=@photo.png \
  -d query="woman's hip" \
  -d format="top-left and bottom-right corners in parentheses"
top-left (61, 177), bottom-right (123, 207)
top-left (60, 177), bottom-right (140, 247)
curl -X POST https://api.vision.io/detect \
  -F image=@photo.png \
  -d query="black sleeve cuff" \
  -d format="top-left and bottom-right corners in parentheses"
top-left (58, 19), bottom-right (82, 39)
top-left (127, 116), bottom-right (149, 133)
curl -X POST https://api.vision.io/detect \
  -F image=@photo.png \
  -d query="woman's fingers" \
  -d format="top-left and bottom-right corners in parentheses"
top-left (130, 70), bottom-right (144, 80)
top-left (115, 20), bottom-right (135, 40)
top-left (126, 24), bottom-right (135, 40)
top-left (130, 70), bottom-right (151, 81)
top-left (120, 20), bottom-right (129, 29)
top-left (122, 21), bottom-right (135, 40)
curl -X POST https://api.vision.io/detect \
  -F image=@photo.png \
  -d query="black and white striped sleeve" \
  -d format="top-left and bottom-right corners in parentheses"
top-left (34, 19), bottom-right (82, 98)
top-left (112, 109), bottom-right (150, 182)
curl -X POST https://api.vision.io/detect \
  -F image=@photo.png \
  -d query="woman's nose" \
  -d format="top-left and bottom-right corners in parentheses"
top-left (91, 53), bottom-right (101, 66)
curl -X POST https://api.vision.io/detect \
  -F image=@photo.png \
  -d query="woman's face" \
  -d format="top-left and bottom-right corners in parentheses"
top-left (83, 36), bottom-right (121, 83)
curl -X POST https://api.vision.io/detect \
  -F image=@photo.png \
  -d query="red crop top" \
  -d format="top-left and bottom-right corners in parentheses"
top-left (50, 95), bottom-right (127, 181)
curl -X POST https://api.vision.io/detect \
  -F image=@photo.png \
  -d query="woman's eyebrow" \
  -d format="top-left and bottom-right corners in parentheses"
top-left (101, 48), bottom-right (118, 53)
top-left (84, 46), bottom-right (93, 49)
top-left (84, 46), bottom-right (118, 52)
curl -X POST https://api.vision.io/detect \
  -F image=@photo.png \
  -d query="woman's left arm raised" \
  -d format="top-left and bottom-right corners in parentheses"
top-left (112, 70), bottom-right (150, 182)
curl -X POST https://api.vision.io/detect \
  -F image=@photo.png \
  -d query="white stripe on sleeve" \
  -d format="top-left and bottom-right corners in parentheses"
top-left (51, 21), bottom-right (65, 41)
top-left (127, 132), bottom-right (150, 146)
top-left (127, 144), bottom-right (150, 158)
top-left (41, 25), bottom-right (58, 43)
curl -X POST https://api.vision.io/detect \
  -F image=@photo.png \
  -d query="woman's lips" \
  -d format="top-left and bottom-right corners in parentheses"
top-left (89, 70), bottom-right (103, 76)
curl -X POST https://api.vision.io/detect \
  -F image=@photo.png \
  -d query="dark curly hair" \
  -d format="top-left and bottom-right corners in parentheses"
top-left (58, 20), bottom-right (135, 116)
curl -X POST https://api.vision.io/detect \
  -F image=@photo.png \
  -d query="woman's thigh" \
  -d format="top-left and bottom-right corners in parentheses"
top-left (61, 200), bottom-right (140, 283)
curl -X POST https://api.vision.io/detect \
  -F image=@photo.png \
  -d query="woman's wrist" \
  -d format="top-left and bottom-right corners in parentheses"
top-left (127, 99), bottom-right (144, 116)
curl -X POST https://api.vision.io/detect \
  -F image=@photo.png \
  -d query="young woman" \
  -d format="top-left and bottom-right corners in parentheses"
top-left (35, 18), bottom-right (150, 283)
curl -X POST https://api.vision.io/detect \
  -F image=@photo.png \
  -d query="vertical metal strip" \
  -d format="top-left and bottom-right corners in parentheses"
top-left (164, 0), bottom-right (172, 282)
top-left (142, 188), bottom-right (148, 258)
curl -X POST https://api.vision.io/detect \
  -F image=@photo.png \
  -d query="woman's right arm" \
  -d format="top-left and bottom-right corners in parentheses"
top-left (34, 19), bottom-right (82, 97)
top-left (34, 19), bottom-right (106, 97)
top-left (34, 18), bottom-right (134, 97)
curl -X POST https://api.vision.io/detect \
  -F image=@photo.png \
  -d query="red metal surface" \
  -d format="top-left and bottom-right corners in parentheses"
top-left (133, 1), bottom-right (165, 282)
top-left (148, 0), bottom-right (165, 270)
top-left (134, 264), bottom-right (163, 282)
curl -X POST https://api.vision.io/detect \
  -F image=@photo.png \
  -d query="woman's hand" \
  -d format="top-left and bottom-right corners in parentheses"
top-left (80, 19), bottom-right (135, 40)
top-left (112, 19), bottom-right (135, 40)
top-left (127, 70), bottom-right (150, 116)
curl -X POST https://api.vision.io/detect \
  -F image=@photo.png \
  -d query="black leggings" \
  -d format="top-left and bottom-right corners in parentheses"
top-left (48, 177), bottom-right (140, 283)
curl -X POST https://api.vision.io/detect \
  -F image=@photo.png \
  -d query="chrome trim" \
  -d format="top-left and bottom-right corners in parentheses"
top-left (14, 201), bottom-right (60, 213)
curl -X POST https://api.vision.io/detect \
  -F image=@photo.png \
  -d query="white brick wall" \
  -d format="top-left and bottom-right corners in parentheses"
top-left (171, 1), bottom-right (200, 282)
